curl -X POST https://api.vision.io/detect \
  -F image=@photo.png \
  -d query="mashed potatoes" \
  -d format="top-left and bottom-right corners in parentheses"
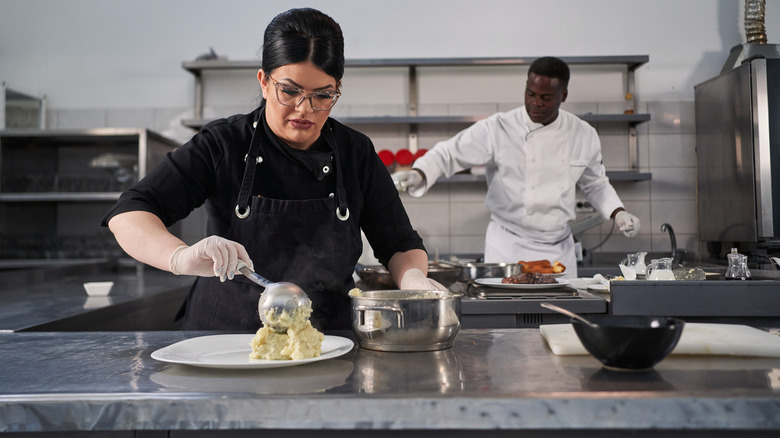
top-left (249, 302), bottom-right (324, 360)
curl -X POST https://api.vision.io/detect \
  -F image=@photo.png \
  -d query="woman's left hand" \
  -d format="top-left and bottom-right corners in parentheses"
top-left (400, 268), bottom-right (447, 290)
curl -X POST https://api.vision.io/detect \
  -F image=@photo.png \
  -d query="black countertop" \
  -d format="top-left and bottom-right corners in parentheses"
top-left (0, 261), bottom-right (194, 332)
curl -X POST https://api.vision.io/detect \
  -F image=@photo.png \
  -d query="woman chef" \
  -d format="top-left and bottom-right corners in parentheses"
top-left (103, 8), bottom-right (443, 331)
top-left (392, 57), bottom-right (641, 278)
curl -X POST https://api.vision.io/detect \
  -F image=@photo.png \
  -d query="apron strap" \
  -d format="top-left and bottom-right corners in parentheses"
top-left (235, 115), bottom-right (350, 222)
top-left (235, 117), bottom-right (265, 219)
top-left (323, 124), bottom-right (350, 221)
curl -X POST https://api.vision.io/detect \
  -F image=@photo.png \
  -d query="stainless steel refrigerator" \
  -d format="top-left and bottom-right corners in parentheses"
top-left (695, 54), bottom-right (780, 247)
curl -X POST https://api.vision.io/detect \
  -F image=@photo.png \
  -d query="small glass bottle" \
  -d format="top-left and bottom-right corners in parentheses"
top-left (725, 248), bottom-right (750, 280)
top-left (739, 254), bottom-right (751, 280)
top-left (623, 92), bottom-right (635, 114)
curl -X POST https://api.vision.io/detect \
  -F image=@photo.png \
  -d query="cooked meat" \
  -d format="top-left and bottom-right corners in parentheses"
top-left (501, 272), bottom-right (558, 284)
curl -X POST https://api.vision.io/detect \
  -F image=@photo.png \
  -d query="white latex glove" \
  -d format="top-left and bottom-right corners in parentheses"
top-left (391, 170), bottom-right (426, 198)
top-left (614, 211), bottom-right (640, 238)
top-left (399, 268), bottom-right (447, 291)
top-left (168, 236), bottom-right (252, 282)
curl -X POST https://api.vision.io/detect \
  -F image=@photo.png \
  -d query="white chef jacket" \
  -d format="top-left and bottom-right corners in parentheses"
top-left (413, 106), bottom-right (624, 268)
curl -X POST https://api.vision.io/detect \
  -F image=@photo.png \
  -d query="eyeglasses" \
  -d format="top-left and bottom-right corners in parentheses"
top-left (267, 75), bottom-right (341, 111)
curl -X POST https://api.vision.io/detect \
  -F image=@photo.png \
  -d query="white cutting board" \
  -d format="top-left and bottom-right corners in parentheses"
top-left (540, 323), bottom-right (780, 357)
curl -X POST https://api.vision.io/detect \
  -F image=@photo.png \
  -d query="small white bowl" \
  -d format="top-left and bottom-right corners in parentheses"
top-left (84, 281), bottom-right (114, 296)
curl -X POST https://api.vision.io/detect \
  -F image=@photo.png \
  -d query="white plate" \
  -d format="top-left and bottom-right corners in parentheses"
top-left (474, 277), bottom-right (572, 289)
top-left (587, 283), bottom-right (609, 292)
top-left (151, 334), bottom-right (354, 369)
top-left (572, 277), bottom-right (602, 285)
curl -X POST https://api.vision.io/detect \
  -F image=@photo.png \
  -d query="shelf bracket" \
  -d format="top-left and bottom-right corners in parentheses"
top-left (0, 81), bottom-right (5, 130)
top-left (194, 71), bottom-right (203, 120)
top-left (626, 63), bottom-right (638, 170)
top-left (408, 66), bottom-right (419, 152)
top-left (628, 124), bottom-right (639, 170)
top-left (409, 124), bottom-right (419, 151)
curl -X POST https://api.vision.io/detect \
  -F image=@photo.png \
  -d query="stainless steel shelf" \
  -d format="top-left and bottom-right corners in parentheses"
top-left (579, 113), bottom-right (651, 125)
top-left (182, 55), bottom-right (649, 72)
top-left (181, 56), bottom-right (651, 173)
top-left (0, 127), bottom-right (180, 147)
top-left (182, 115), bottom-right (491, 130)
top-left (443, 170), bottom-right (651, 183)
top-left (0, 129), bottom-right (179, 262)
top-left (605, 171), bottom-right (652, 181)
top-left (0, 258), bottom-right (111, 270)
top-left (0, 193), bottom-right (122, 202)
top-left (183, 113), bottom-right (652, 130)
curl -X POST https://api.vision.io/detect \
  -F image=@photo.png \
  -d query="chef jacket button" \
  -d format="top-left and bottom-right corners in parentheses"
top-left (329, 193), bottom-right (335, 198)
top-left (253, 121), bottom-right (258, 128)
top-left (323, 165), bottom-right (330, 174)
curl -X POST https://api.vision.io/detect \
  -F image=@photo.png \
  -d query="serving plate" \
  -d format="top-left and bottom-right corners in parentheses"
top-left (541, 272), bottom-right (566, 278)
top-left (474, 277), bottom-right (571, 289)
top-left (151, 334), bottom-right (354, 369)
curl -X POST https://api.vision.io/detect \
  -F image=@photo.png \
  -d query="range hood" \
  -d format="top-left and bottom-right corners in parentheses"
top-left (721, 43), bottom-right (780, 73)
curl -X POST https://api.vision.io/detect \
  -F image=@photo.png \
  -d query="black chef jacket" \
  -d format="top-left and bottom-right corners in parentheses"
top-left (102, 106), bottom-right (425, 267)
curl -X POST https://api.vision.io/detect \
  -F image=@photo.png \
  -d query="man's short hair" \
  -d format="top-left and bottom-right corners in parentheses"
top-left (528, 57), bottom-right (570, 89)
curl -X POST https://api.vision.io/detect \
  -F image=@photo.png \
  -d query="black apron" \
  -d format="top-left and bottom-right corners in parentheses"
top-left (178, 115), bottom-right (362, 331)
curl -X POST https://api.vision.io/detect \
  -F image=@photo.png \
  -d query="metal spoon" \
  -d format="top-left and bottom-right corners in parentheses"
top-left (236, 261), bottom-right (311, 331)
top-left (541, 302), bottom-right (599, 328)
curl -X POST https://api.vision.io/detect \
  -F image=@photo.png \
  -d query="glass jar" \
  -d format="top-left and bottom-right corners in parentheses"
top-left (646, 257), bottom-right (675, 280)
top-left (725, 248), bottom-right (751, 280)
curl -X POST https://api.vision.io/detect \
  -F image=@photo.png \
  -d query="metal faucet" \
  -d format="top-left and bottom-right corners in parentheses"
top-left (660, 223), bottom-right (686, 266)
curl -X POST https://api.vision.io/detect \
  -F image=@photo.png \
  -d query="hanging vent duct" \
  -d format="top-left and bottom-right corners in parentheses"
top-left (721, 0), bottom-right (778, 72)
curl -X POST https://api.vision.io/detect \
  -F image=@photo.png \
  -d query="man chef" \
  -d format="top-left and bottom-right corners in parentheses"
top-left (392, 56), bottom-right (640, 278)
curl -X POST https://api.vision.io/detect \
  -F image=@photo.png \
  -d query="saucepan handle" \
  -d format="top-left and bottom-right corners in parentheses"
top-left (354, 304), bottom-right (405, 327)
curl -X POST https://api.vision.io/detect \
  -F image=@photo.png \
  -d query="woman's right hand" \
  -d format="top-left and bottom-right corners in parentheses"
top-left (168, 236), bottom-right (253, 282)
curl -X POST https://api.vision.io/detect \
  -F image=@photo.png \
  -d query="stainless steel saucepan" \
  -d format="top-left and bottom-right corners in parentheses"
top-left (351, 289), bottom-right (462, 352)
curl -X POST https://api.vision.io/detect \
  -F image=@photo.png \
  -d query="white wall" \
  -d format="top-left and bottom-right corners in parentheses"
top-left (2, 0), bottom-right (777, 263)
top-left (2, 0), bottom-right (773, 108)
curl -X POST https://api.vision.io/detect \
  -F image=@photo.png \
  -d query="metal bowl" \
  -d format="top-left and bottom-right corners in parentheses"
top-left (351, 289), bottom-right (462, 352)
top-left (356, 264), bottom-right (460, 290)
top-left (572, 315), bottom-right (685, 370)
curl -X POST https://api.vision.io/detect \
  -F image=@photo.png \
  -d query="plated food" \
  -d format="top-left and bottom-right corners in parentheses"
top-left (151, 334), bottom-right (353, 369)
top-left (475, 277), bottom-right (571, 289)
top-left (517, 259), bottom-right (565, 274)
top-left (499, 259), bottom-right (566, 283)
top-left (249, 301), bottom-right (324, 361)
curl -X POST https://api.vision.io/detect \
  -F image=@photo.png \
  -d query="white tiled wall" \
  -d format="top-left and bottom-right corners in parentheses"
top-left (45, 65), bottom-right (702, 264)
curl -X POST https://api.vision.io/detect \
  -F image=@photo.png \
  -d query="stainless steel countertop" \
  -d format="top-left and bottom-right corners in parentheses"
top-left (1, 329), bottom-right (778, 434)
